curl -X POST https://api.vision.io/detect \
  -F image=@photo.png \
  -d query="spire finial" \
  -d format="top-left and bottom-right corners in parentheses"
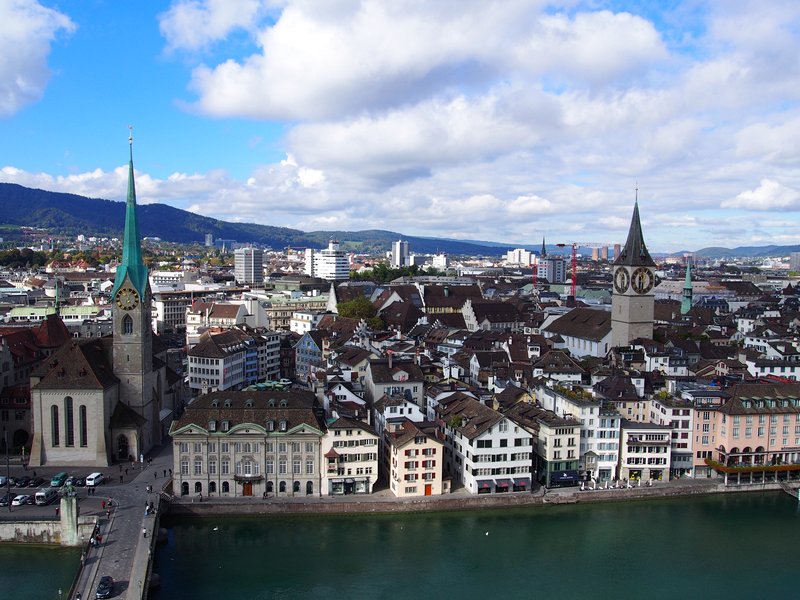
top-left (128, 125), bottom-right (133, 144)
top-left (635, 182), bottom-right (638, 203)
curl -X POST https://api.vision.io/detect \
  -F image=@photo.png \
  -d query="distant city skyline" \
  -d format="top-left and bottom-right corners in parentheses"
top-left (2, 1), bottom-right (800, 253)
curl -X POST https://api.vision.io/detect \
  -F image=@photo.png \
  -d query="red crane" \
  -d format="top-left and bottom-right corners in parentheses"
top-left (556, 243), bottom-right (578, 299)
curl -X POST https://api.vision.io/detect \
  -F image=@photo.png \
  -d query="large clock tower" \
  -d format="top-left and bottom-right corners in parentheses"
top-left (611, 198), bottom-right (656, 347)
top-left (112, 131), bottom-right (156, 452)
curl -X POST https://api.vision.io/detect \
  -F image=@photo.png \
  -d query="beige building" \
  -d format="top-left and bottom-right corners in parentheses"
top-left (387, 419), bottom-right (444, 497)
top-left (169, 390), bottom-right (325, 498)
top-left (619, 420), bottom-right (672, 482)
top-left (320, 417), bottom-right (379, 495)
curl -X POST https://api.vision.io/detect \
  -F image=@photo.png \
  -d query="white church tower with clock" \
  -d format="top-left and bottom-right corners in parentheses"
top-left (611, 198), bottom-right (656, 347)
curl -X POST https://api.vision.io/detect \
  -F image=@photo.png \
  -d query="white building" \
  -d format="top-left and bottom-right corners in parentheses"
top-left (536, 257), bottom-right (566, 284)
top-left (234, 247), bottom-right (264, 286)
top-left (321, 417), bottom-right (379, 495)
top-left (619, 420), bottom-right (672, 483)
top-left (436, 395), bottom-right (533, 494)
top-left (432, 253), bottom-right (449, 270)
top-left (304, 240), bottom-right (350, 281)
top-left (506, 248), bottom-right (533, 266)
top-left (392, 240), bottom-right (409, 268)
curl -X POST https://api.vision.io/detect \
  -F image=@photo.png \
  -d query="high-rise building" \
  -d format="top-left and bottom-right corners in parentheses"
top-left (305, 240), bottom-right (350, 281)
top-left (537, 257), bottom-right (566, 283)
top-left (204, 233), bottom-right (213, 247)
top-left (234, 247), bottom-right (264, 286)
top-left (392, 240), bottom-right (409, 267)
top-left (432, 253), bottom-right (449, 269)
top-left (791, 252), bottom-right (800, 273)
top-left (613, 243), bottom-right (621, 260)
top-left (506, 248), bottom-right (533, 265)
top-left (601, 246), bottom-right (609, 261)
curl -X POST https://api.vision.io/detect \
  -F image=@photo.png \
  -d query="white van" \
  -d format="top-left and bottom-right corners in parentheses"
top-left (35, 487), bottom-right (58, 505)
top-left (85, 473), bottom-right (105, 487)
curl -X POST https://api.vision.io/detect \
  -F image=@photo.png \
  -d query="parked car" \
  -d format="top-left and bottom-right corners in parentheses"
top-left (0, 476), bottom-right (7, 487)
top-left (50, 472), bottom-right (68, 487)
top-left (24, 494), bottom-right (35, 505)
top-left (73, 476), bottom-right (86, 487)
top-left (15, 476), bottom-right (31, 488)
top-left (11, 494), bottom-right (30, 506)
top-left (0, 492), bottom-right (12, 506)
top-left (95, 575), bottom-right (114, 599)
top-left (27, 477), bottom-right (45, 488)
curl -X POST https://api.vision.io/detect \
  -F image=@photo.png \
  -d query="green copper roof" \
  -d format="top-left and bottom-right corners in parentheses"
top-left (112, 140), bottom-right (149, 297)
top-left (613, 200), bottom-right (656, 268)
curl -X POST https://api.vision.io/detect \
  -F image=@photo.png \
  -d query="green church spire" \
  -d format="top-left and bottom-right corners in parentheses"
top-left (681, 256), bottom-right (693, 315)
top-left (112, 128), bottom-right (149, 296)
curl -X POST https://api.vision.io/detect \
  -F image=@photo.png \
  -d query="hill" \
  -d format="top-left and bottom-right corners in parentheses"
top-left (0, 183), bottom-right (502, 255)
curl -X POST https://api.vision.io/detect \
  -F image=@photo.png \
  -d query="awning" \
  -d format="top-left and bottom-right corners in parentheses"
top-left (513, 477), bottom-right (531, 487)
top-left (552, 470), bottom-right (580, 483)
top-left (495, 479), bottom-right (511, 487)
top-left (476, 479), bottom-right (492, 489)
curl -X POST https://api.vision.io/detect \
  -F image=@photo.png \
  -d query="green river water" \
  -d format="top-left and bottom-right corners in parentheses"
top-left (149, 492), bottom-right (800, 600)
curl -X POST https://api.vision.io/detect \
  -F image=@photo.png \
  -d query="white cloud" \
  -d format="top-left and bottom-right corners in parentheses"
top-left (159, 0), bottom-right (273, 52)
top-left (723, 179), bottom-right (800, 211)
top-left (0, 0), bottom-right (75, 117)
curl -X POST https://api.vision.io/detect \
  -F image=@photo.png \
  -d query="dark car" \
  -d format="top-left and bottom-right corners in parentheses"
top-left (73, 476), bottom-right (86, 487)
top-left (15, 476), bottom-right (31, 488)
top-left (24, 494), bottom-right (35, 505)
top-left (95, 575), bottom-right (114, 599)
top-left (27, 477), bottom-right (45, 488)
top-left (0, 493), bottom-right (12, 507)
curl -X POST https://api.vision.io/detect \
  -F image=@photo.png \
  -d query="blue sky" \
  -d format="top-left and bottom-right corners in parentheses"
top-left (2, 0), bottom-right (800, 253)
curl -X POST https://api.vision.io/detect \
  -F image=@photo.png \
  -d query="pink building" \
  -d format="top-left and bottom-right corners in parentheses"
top-left (693, 383), bottom-right (800, 484)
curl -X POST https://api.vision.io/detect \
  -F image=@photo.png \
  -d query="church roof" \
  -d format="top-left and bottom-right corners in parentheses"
top-left (33, 338), bottom-right (119, 390)
top-left (613, 201), bottom-right (655, 268)
top-left (112, 139), bottom-right (149, 297)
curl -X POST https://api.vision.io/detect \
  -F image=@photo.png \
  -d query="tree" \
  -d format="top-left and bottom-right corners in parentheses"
top-left (337, 296), bottom-right (384, 330)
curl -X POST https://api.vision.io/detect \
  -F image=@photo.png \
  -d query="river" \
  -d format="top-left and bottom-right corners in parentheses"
top-left (151, 492), bottom-right (799, 600)
top-left (0, 544), bottom-right (80, 598)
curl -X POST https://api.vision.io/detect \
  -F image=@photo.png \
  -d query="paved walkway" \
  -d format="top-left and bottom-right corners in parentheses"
top-left (71, 444), bottom-right (173, 600)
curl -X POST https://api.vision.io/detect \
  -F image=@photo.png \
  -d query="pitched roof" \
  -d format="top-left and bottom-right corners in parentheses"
top-left (543, 307), bottom-right (612, 342)
top-left (435, 395), bottom-right (503, 440)
top-left (33, 338), bottom-right (119, 390)
top-left (613, 200), bottom-right (655, 268)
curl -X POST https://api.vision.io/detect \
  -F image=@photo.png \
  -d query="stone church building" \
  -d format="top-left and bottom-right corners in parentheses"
top-left (29, 139), bottom-right (181, 467)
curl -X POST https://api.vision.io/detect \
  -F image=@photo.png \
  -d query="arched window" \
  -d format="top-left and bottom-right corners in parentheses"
top-left (293, 481), bottom-right (300, 493)
top-left (122, 314), bottom-right (133, 335)
top-left (279, 481), bottom-right (286, 493)
top-left (117, 434), bottom-right (129, 461)
top-left (306, 481), bottom-right (313, 495)
top-left (195, 482), bottom-right (202, 493)
top-left (222, 481), bottom-right (230, 493)
top-left (181, 482), bottom-right (189, 496)
top-left (266, 481), bottom-right (274, 493)
top-left (79, 405), bottom-right (87, 447)
top-left (209, 481), bottom-right (217, 494)
top-left (51, 405), bottom-right (59, 446)
top-left (64, 396), bottom-right (74, 447)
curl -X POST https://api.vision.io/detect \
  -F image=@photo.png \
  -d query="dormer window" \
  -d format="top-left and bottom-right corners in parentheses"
top-left (267, 420), bottom-right (274, 432)
top-left (208, 420), bottom-right (216, 432)
top-left (224, 399), bottom-right (232, 408)
top-left (268, 399), bottom-right (275, 407)
top-left (280, 399), bottom-right (288, 408)
top-left (211, 399), bottom-right (219, 407)
top-left (245, 399), bottom-right (253, 408)
top-left (279, 419), bottom-right (287, 432)
top-left (222, 420), bottom-right (230, 432)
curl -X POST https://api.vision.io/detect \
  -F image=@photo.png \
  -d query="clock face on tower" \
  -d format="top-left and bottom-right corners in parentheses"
top-left (631, 267), bottom-right (654, 294)
top-left (614, 268), bottom-right (630, 294)
top-left (115, 287), bottom-right (140, 311)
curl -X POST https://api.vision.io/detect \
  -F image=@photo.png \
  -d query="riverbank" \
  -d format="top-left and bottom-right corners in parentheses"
top-left (164, 477), bottom-right (793, 517)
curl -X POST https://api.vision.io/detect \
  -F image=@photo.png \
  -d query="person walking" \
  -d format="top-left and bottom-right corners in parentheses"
top-left (142, 527), bottom-right (147, 538)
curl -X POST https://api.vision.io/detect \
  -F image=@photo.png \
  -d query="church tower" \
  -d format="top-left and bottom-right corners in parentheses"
top-left (611, 198), bottom-right (656, 347)
top-left (681, 257), bottom-right (693, 316)
top-left (112, 131), bottom-right (155, 451)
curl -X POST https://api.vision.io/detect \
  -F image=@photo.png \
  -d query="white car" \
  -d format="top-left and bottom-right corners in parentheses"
top-left (11, 494), bottom-right (30, 506)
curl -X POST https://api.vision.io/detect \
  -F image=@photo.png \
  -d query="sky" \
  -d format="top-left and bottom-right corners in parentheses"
top-left (2, 0), bottom-right (800, 253)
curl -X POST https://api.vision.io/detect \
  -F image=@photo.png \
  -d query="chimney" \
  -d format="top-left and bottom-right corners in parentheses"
top-left (388, 352), bottom-right (393, 369)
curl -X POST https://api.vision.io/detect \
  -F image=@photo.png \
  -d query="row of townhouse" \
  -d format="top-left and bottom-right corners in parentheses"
top-left (186, 326), bottom-right (280, 394)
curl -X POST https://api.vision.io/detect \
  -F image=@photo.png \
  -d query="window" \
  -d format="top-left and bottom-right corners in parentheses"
top-left (209, 460), bottom-right (217, 475)
top-left (221, 460), bottom-right (230, 475)
top-left (306, 459), bottom-right (314, 474)
top-left (122, 314), bottom-right (133, 335)
top-left (181, 459), bottom-right (189, 475)
top-left (279, 459), bottom-right (287, 474)
top-left (79, 405), bottom-right (87, 447)
top-left (179, 442), bottom-right (189, 453)
top-left (499, 421), bottom-right (508, 433)
top-left (51, 405), bottom-right (59, 446)
top-left (64, 396), bottom-right (74, 447)
top-left (194, 443), bottom-right (202, 453)
top-left (293, 459), bottom-right (301, 474)
top-left (266, 460), bottom-right (274, 474)
top-left (194, 458), bottom-right (203, 475)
